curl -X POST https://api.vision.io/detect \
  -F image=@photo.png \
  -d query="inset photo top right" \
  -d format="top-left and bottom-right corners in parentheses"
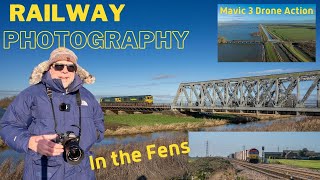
top-left (218, 4), bottom-right (316, 62)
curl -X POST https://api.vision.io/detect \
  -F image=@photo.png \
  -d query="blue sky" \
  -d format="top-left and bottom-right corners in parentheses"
top-left (0, 0), bottom-right (319, 103)
top-left (189, 132), bottom-right (320, 157)
top-left (218, 4), bottom-right (316, 23)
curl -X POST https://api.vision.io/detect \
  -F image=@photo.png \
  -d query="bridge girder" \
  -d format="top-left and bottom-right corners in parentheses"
top-left (172, 70), bottom-right (320, 114)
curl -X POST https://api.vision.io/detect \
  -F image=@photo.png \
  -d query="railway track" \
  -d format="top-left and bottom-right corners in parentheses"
top-left (261, 164), bottom-right (320, 180)
top-left (101, 104), bottom-right (171, 113)
top-left (231, 159), bottom-right (320, 180)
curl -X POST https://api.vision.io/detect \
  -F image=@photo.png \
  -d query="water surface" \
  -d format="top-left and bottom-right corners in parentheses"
top-left (218, 23), bottom-right (263, 62)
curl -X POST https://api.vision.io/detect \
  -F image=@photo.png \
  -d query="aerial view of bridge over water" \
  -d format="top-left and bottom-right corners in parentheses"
top-left (218, 23), bottom-right (315, 62)
top-left (218, 4), bottom-right (316, 62)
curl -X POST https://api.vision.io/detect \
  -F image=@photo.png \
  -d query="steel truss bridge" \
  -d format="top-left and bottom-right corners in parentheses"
top-left (172, 70), bottom-right (320, 115)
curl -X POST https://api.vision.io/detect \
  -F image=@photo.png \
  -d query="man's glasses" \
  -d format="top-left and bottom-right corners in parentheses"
top-left (52, 63), bottom-right (77, 72)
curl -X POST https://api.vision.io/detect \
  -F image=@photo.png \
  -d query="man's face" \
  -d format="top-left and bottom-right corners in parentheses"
top-left (49, 60), bottom-right (76, 89)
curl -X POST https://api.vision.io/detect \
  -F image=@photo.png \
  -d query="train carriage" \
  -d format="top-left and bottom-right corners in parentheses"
top-left (100, 95), bottom-right (153, 106)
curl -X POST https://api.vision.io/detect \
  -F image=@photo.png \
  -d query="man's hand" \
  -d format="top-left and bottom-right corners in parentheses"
top-left (28, 134), bottom-right (64, 156)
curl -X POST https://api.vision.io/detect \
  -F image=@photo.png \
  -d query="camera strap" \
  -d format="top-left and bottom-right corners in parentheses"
top-left (46, 86), bottom-right (82, 138)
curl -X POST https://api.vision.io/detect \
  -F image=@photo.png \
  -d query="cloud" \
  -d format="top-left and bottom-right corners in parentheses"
top-left (152, 74), bottom-right (176, 80)
top-left (244, 69), bottom-right (301, 75)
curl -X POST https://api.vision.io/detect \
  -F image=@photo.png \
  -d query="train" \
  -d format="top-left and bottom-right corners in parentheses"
top-left (100, 95), bottom-right (153, 106)
top-left (231, 148), bottom-right (260, 163)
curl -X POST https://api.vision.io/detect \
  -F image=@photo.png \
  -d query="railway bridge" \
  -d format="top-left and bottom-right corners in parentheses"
top-left (225, 40), bottom-right (262, 44)
top-left (172, 70), bottom-right (320, 115)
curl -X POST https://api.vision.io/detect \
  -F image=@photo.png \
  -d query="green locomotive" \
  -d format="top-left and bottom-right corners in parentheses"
top-left (100, 95), bottom-right (153, 106)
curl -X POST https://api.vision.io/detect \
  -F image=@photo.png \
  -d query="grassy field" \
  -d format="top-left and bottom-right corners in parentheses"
top-left (104, 113), bottom-right (229, 136)
top-left (266, 25), bottom-right (316, 41)
top-left (270, 159), bottom-right (320, 169)
top-left (106, 114), bottom-right (202, 127)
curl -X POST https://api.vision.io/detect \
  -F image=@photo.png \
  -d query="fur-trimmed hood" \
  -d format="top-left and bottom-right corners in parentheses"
top-left (29, 60), bottom-right (95, 85)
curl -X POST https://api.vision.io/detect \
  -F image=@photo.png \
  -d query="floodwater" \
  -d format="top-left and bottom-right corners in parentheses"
top-left (218, 23), bottom-right (263, 62)
top-left (218, 44), bottom-right (263, 62)
top-left (218, 23), bottom-right (261, 41)
top-left (0, 116), bottom-right (305, 165)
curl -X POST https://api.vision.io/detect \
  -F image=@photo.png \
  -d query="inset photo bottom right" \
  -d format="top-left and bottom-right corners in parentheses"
top-left (188, 132), bottom-right (320, 180)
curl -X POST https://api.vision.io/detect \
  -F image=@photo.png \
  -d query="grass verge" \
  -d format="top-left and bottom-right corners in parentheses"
top-left (265, 42), bottom-right (278, 61)
top-left (105, 113), bottom-right (229, 136)
top-left (269, 159), bottom-right (320, 169)
top-left (106, 114), bottom-right (203, 127)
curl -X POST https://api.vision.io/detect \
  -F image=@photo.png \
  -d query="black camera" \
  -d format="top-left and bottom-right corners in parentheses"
top-left (54, 131), bottom-right (84, 165)
top-left (59, 103), bottom-right (70, 112)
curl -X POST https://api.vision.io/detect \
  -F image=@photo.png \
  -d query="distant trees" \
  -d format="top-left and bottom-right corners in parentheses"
top-left (0, 96), bottom-right (16, 109)
top-left (298, 148), bottom-right (309, 157)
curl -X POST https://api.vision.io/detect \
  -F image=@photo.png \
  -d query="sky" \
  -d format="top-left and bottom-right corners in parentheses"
top-left (0, 0), bottom-right (319, 103)
top-left (188, 132), bottom-right (320, 157)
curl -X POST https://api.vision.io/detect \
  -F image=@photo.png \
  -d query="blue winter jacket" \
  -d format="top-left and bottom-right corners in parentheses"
top-left (0, 72), bottom-right (105, 180)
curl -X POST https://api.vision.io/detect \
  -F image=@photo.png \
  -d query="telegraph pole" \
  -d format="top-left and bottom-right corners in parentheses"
top-left (262, 146), bottom-right (265, 163)
top-left (206, 140), bottom-right (209, 157)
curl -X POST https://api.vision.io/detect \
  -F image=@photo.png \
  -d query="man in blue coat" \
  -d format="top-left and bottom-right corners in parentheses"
top-left (0, 47), bottom-right (105, 179)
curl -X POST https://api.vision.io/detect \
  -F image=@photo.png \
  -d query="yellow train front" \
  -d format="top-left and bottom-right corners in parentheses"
top-left (100, 95), bottom-right (153, 106)
top-left (247, 148), bottom-right (259, 163)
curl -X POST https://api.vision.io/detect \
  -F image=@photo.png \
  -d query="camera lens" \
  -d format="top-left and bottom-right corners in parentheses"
top-left (64, 140), bottom-right (84, 165)
top-left (60, 132), bottom-right (84, 165)
top-left (67, 147), bottom-right (83, 161)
